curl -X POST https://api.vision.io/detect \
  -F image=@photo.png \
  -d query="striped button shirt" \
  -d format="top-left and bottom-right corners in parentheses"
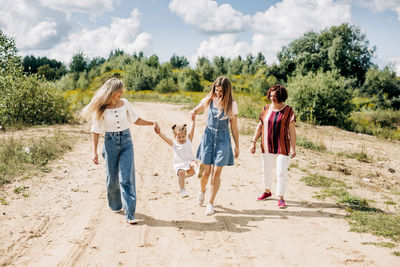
top-left (259, 104), bottom-right (295, 156)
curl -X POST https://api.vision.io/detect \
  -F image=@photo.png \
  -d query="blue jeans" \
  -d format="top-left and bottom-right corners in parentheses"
top-left (102, 129), bottom-right (136, 220)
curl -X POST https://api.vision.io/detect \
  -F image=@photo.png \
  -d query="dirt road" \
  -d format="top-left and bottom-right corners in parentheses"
top-left (1, 102), bottom-right (399, 266)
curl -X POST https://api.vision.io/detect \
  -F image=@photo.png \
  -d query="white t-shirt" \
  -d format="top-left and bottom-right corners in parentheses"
top-left (91, 98), bottom-right (140, 134)
top-left (200, 96), bottom-right (239, 115)
top-left (173, 139), bottom-right (195, 174)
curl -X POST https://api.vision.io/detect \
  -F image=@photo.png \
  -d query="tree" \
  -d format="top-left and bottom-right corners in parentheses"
top-left (170, 54), bottom-right (189, 69)
top-left (88, 57), bottom-right (106, 71)
top-left (0, 31), bottom-right (72, 125)
top-left (229, 56), bottom-right (244, 75)
top-left (37, 64), bottom-right (56, 80)
top-left (287, 70), bottom-right (355, 127)
top-left (213, 56), bottom-right (227, 76)
top-left (242, 54), bottom-right (257, 75)
top-left (254, 52), bottom-right (267, 69)
top-left (277, 23), bottom-right (375, 84)
top-left (108, 49), bottom-right (124, 60)
top-left (23, 55), bottom-right (65, 79)
top-left (0, 29), bottom-right (20, 75)
top-left (146, 54), bottom-right (160, 68)
top-left (179, 68), bottom-right (202, 92)
top-left (196, 57), bottom-right (214, 82)
top-left (69, 52), bottom-right (88, 73)
top-left (362, 66), bottom-right (400, 109)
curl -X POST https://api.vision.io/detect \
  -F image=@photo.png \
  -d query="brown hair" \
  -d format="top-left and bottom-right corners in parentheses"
top-left (172, 123), bottom-right (187, 136)
top-left (267, 84), bottom-right (288, 103)
top-left (203, 76), bottom-right (234, 119)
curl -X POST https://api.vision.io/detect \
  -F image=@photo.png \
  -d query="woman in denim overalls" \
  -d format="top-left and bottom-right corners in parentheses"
top-left (191, 77), bottom-right (239, 215)
top-left (83, 78), bottom-right (159, 224)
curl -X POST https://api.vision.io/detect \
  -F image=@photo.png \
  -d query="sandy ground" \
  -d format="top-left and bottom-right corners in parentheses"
top-left (1, 102), bottom-right (400, 266)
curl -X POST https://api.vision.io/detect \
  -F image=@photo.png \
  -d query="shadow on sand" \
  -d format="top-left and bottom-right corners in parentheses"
top-left (135, 200), bottom-right (345, 233)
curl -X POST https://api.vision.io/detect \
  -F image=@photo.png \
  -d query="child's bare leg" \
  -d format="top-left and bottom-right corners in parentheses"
top-left (178, 170), bottom-right (188, 198)
top-left (177, 170), bottom-right (185, 190)
top-left (185, 166), bottom-right (195, 178)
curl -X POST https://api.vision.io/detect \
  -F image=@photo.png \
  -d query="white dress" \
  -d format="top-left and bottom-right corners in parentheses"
top-left (173, 139), bottom-right (195, 175)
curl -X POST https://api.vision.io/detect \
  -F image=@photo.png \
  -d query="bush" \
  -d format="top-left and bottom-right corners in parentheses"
top-left (287, 70), bottom-right (354, 127)
top-left (123, 60), bottom-right (161, 91)
top-left (0, 76), bottom-right (73, 125)
top-left (155, 78), bottom-right (179, 93)
top-left (179, 68), bottom-right (203, 92)
top-left (0, 31), bottom-right (72, 126)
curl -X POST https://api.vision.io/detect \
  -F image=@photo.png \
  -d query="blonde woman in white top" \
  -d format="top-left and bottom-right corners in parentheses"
top-left (82, 77), bottom-right (159, 224)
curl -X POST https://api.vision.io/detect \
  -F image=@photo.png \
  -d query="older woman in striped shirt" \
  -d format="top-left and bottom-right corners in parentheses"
top-left (250, 85), bottom-right (296, 209)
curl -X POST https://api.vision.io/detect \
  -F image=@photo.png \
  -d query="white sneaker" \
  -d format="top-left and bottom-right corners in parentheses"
top-left (197, 191), bottom-right (205, 206)
top-left (181, 189), bottom-right (189, 198)
top-left (205, 203), bottom-right (215, 216)
top-left (127, 219), bottom-right (137, 224)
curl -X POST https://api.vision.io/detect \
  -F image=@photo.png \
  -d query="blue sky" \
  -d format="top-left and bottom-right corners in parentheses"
top-left (1, 0), bottom-right (399, 74)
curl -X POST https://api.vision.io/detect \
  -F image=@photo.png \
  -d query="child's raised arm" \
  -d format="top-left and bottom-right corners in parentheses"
top-left (188, 114), bottom-right (195, 142)
top-left (157, 130), bottom-right (173, 147)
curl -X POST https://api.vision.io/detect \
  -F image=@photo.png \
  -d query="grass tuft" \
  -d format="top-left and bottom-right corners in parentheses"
top-left (297, 136), bottom-right (327, 152)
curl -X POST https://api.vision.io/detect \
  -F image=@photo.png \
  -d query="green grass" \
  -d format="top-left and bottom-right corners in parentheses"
top-left (347, 211), bottom-right (400, 242)
top-left (300, 174), bottom-right (347, 188)
top-left (361, 241), bottom-right (396, 248)
top-left (13, 186), bottom-right (29, 194)
top-left (304, 174), bottom-right (399, 243)
top-left (0, 197), bottom-right (8, 205)
top-left (0, 130), bottom-right (73, 187)
top-left (337, 151), bottom-right (372, 163)
top-left (392, 251), bottom-right (400, 256)
top-left (384, 201), bottom-right (397, 205)
top-left (0, 176), bottom-right (11, 186)
top-left (296, 136), bottom-right (327, 152)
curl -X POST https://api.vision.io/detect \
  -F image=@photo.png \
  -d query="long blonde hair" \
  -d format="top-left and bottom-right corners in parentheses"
top-left (203, 76), bottom-right (234, 119)
top-left (82, 77), bottom-right (124, 120)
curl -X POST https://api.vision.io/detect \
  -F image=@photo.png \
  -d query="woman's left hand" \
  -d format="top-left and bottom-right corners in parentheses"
top-left (289, 151), bottom-right (296, 158)
top-left (234, 147), bottom-right (240, 158)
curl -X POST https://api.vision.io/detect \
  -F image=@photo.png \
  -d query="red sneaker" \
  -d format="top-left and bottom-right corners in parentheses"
top-left (257, 191), bottom-right (272, 200)
top-left (278, 199), bottom-right (287, 209)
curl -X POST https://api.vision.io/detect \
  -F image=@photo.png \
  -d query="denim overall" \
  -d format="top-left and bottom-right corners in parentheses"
top-left (196, 100), bottom-right (234, 166)
top-left (102, 129), bottom-right (136, 220)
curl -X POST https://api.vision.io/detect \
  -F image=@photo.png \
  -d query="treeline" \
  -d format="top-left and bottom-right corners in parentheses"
top-left (1, 23), bottom-right (400, 135)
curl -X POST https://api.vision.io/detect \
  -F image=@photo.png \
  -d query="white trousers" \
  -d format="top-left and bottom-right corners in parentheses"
top-left (261, 153), bottom-right (290, 197)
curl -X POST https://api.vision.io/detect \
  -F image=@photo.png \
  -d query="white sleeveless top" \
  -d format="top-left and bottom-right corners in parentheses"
top-left (173, 139), bottom-right (195, 174)
top-left (91, 98), bottom-right (140, 134)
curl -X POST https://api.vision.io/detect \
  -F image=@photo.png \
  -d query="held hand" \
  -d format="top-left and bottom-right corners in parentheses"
top-left (93, 153), bottom-right (99, 164)
top-left (234, 147), bottom-right (240, 158)
top-left (250, 142), bottom-right (256, 154)
top-left (190, 109), bottom-right (196, 116)
top-left (154, 122), bottom-right (160, 134)
top-left (289, 151), bottom-right (296, 158)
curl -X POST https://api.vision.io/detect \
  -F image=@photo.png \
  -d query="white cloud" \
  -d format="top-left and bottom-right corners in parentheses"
top-left (191, 0), bottom-right (352, 64)
top-left (358, 0), bottom-right (400, 20)
top-left (0, 0), bottom-right (152, 63)
top-left (40, 9), bottom-right (153, 62)
top-left (192, 34), bottom-right (251, 62)
top-left (169, 0), bottom-right (251, 33)
top-left (390, 58), bottom-right (400, 76)
top-left (250, 0), bottom-right (352, 63)
top-left (40, 0), bottom-right (115, 14)
top-left (0, 0), bottom-right (69, 49)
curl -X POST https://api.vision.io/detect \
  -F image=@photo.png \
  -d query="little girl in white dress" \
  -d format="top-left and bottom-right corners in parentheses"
top-left (156, 114), bottom-right (204, 198)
